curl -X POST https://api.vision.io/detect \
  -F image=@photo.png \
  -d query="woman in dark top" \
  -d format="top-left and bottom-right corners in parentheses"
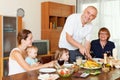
top-left (90, 27), bottom-right (115, 58)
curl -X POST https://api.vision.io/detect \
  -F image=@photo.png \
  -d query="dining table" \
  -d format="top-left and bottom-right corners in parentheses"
top-left (2, 67), bottom-right (120, 80)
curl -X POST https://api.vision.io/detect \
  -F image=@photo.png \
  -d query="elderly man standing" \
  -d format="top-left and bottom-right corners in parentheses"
top-left (59, 6), bottom-right (98, 63)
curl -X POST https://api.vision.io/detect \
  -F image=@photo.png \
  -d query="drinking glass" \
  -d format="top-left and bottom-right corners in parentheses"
top-left (58, 59), bottom-right (64, 66)
top-left (105, 51), bottom-right (111, 57)
top-left (76, 56), bottom-right (82, 65)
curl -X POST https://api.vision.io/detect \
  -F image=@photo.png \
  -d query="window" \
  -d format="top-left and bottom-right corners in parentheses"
top-left (77, 0), bottom-right (120, 39)
top-left (76, 0), bottom-right (120, 58)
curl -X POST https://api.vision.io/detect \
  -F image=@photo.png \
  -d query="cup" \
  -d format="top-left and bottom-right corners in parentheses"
top-left (58, 59), bottom-right (64, 66)
top-left (76, 56), bottom-right (82, 65)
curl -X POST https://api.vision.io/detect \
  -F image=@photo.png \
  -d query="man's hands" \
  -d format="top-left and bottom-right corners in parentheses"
top-left (85, 53), bottom-right (92, 60)
top-left (66, 32), bottom-right (92, 59)
top-left (79, 46), bottom-right (86, 55)
top-left (79, 45), bottom-right (92, 59)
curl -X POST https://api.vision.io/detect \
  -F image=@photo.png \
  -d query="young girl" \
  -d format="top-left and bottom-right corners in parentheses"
top-left (25, 46), bottom-right (40, 66)
top-left (54, 48), bottom-right (69, 63)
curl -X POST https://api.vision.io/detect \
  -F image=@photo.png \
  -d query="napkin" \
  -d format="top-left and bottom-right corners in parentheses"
top-left (115, 65), bottom-right (120, 69)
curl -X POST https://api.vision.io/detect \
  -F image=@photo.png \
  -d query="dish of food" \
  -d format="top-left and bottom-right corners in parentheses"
top-left (80, 60), bottom-right (102, 69)
top-left (57, 68), bottom-right (74, 78)
top-left (39, 68), bottom-right (56, 73)
top-left (83, 66), bottom-right (101, 69)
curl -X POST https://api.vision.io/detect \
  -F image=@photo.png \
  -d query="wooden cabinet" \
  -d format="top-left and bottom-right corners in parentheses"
top-left (41, 2), bottom-right (75, 53)
top-left (0, 15), bottom-right (22, 79)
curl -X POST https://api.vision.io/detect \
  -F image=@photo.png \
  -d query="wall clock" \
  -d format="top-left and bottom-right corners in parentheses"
top-left (17, 8), bottom-right (25, 18)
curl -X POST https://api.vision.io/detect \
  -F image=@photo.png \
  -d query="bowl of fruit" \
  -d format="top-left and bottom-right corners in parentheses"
top-left (57, 68), bottom-right (74, 78)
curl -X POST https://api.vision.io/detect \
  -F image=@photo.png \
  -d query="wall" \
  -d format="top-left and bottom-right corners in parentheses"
top-left (0, 0), bottom-right (76, 40)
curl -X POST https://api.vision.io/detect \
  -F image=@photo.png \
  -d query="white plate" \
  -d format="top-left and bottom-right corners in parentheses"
top-left (39, 68), bottom-right (56, 73)
top-left (82, 66), bottom-right (101, 70)
top-left (38, 74), bottom-right (59, 80)
top-left (93, 58), bottom-right (102, 62)
top-left (63, 63), bottom-right (73, 68)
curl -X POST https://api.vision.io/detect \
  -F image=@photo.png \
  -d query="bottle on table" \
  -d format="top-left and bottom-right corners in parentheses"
top-left (102, 53), bottom-right (110, 72)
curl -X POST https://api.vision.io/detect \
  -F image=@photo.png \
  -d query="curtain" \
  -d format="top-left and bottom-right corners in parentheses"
top-left (76, 0), bottom-right (120, 58)
top-left (77, 0), bottom-right (120, 39)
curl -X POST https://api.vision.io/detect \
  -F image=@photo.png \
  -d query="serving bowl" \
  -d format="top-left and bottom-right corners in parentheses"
top-left (57, 68), bottom-right (74, 78)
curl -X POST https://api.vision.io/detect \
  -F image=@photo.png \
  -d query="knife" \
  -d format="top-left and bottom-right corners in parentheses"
top-left (84, 53), bottom-right (93, 61)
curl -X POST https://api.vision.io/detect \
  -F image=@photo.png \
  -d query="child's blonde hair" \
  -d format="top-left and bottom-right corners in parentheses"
top-left (26, 46), bottom-right (38, 55)
top-left (54, 48), bottom-right (69, 60)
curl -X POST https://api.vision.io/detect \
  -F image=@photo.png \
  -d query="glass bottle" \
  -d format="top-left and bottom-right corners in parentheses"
top-left (104, 53), bottom-right (107, 64)
top-left (102, 53), bottom-right (110, 72)
top-left (53, 22), bottom-right (56, 29)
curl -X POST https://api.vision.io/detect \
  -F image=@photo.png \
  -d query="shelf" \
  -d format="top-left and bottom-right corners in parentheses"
top-left (49, 16), bottom-right (67, 30)
top-left (4, 27), bottom-right (16, 32)
top-left (57, 17), bottom-right (67, 27)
